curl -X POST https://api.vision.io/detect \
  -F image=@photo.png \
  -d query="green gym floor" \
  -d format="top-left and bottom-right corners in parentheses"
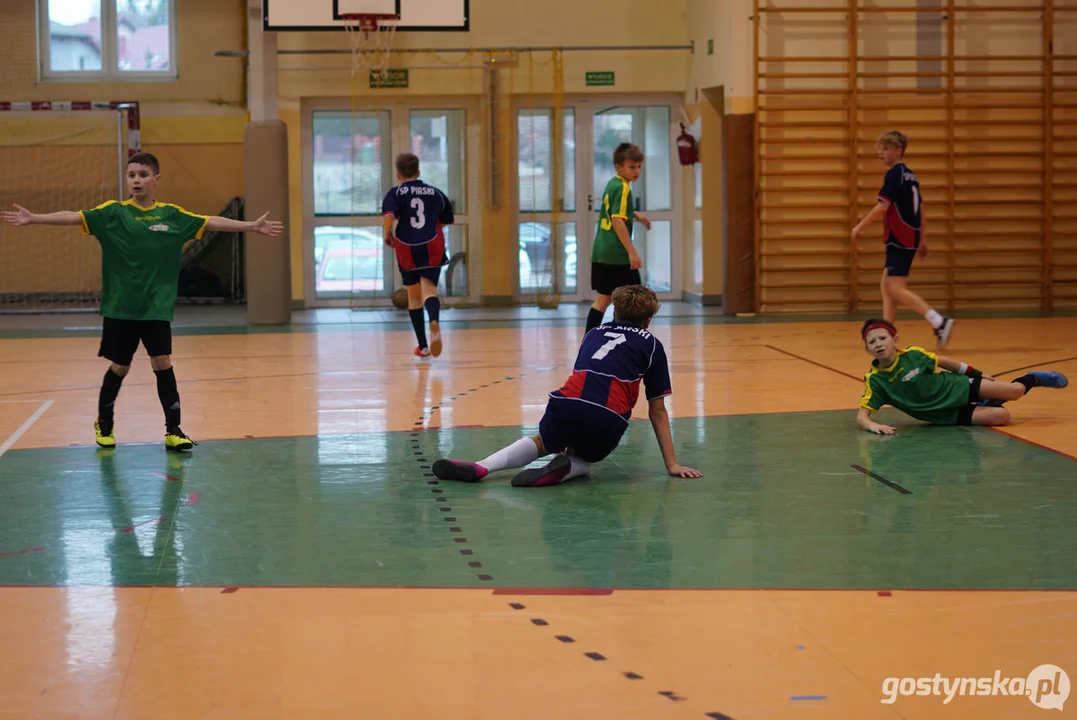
top-left (1, 306), bottom-right (1075, 719)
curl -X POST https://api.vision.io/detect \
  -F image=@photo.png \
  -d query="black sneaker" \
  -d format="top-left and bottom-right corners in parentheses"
top-left (511, 455), bottom-right (573, 487)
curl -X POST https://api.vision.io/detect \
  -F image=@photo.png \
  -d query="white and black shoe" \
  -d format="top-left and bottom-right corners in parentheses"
top-left (934, 317), bottom-right (954, 350)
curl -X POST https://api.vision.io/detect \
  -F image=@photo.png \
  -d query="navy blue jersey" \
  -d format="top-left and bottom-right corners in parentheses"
top-left (381, 180), bottom-right (454, 270)
top-left (550, 322), bottom-right (672, 421)
top-left (877, 163), bottom-right (922, 249)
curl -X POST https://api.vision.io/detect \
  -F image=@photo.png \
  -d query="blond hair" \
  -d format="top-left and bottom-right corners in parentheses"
top-left (878, 130), bottom-right (909, 156)
top-left (612, 284), bottom-right (660, 326)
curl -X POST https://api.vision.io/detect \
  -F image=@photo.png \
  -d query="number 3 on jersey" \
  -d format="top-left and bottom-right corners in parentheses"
top-left (410, 198), bottom-right (426, 229)
top-left (591, 332), bottom-right (626, 360)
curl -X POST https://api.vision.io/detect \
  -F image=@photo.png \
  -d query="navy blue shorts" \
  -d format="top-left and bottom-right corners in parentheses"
top-left (884, 244), bottom-right (918, 277)
top-left (538, 398), bottom-right (627, 463)
top-left (400, 266), bottom-right (442, 287)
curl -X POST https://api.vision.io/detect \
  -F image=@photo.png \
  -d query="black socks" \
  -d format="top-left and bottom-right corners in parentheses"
top-left (424, 296), bottom-right (441, 324)
top-left (97, 369), bottom-right (126, 430)
top-left (585, 307), bottom-right (605, 333)
top-left (1014, 374), bottom-right (1039, 394)
top-left (154, 367), bottom-right (181, 430)
top-left (409, 308), bottom-right (428, 349)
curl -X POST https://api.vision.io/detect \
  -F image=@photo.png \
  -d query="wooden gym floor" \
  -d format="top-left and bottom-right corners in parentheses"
top-left (0, 305), bottom-right (1075, 719)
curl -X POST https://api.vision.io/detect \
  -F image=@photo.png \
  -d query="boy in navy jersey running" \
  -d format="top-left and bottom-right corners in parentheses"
top-left (382, 153), bottom-right (454, 359)
top-left (432, 285), bottom-right (702, 487)
top-left (852, 131), bottom-right (955, 349)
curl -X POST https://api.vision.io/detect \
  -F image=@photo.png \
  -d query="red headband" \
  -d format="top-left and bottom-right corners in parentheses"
top-left (862, 321), bottom-right (896, 340)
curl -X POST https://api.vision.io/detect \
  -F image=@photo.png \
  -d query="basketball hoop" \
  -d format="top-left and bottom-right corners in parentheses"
top-left (340, 13), bottom-right (399, 79)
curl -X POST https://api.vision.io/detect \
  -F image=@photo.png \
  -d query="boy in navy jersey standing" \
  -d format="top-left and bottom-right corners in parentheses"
top-left (432, 285), bottom-right (702, 487)
top-left (382, 153), bottom-right (454, 359)
top-left (852, 131), bottom-right (955, 349)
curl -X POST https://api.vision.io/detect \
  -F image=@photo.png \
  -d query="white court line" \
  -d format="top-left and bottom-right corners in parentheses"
top-left (0, 400), bottom-right (54, 459)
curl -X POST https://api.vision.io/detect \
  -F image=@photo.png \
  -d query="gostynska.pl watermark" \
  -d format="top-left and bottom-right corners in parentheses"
top-left (881, 665), bottom-right (1070, 710)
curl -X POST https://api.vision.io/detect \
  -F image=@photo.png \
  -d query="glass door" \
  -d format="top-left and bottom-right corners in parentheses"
top-left (311, 110), bottom-right (394, 303)
top-left (306, 101), bottom-right (478, 308)
top-left (516, 108), bottom-right (581, 299)
top-left (590, 105), bottom-right (676, 294)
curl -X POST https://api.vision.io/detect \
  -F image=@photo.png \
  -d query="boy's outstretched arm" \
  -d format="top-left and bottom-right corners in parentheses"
top-left (857, 406), bottom-right (896, 435)
top-left (936, 355), bottom-right (993, 380)
top-left (206, 211), bottom-right (284, 237)
top-left (647, 397), bottom-right (702, 478)
top-left (1, 204), bottom-right (82, 227)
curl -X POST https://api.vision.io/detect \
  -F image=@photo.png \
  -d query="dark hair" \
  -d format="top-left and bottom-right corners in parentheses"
top-left (861, 318), bottom-right (897, 341)
top-left (127, 151), bottom-right (160, 174)
top-left (395, 153), bottom-right (420, 179)
top-left (613, 143), bottom-right (644, 166)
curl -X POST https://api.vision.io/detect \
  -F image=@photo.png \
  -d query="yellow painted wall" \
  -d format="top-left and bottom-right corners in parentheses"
top-left (0, 0), bottom-right (244, 105)
top-left (686, 0), bottom-right (752, 113)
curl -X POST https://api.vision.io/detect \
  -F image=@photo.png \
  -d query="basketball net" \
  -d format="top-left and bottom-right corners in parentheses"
top-left (341, 13), bottom-right (399, 80)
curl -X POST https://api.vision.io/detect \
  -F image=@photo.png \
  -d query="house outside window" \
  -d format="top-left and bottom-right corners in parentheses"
top-left (40, 0), bottom-right (176, 79)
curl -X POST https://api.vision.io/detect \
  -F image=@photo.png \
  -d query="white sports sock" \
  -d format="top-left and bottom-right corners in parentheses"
top-left (563, 454), bottom-right (592, 480)
top-left (925, 309), bottom-right (944, 329)
top-left (478, 438), bottom-right (539, 472)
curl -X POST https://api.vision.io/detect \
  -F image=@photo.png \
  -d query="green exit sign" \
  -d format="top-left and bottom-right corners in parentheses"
top-left (370, 68), bottom-right (408, 89)
top-left (707, 39), bottom-right (714, 55)
top-left (585, 71), bottom-right (615, 87)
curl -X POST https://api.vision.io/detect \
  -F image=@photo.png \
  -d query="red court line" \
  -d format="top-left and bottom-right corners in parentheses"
top-left (987, 426), bottom-right (1077, 462)
top-left (1, 584), bottom-right (1074, 592)
top-left (492, 588), bottom-right (614, 596)
top-left (0, 547), bottom-right (45, 558)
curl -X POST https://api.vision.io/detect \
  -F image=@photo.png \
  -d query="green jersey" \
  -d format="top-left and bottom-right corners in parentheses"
top-left (859, 346), bottom-right (972, 425)
top-left (592, 175), bottom-right (634, 265)
top-left (80, 200), bottom-right (209, 322)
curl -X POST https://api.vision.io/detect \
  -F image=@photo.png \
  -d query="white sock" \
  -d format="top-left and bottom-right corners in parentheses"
top-left (925, 309), bottom-right (944, 329)
top-left (478, 438), bottom-right (539, 472)
top-left (563, 454), bottom-right (591, 480)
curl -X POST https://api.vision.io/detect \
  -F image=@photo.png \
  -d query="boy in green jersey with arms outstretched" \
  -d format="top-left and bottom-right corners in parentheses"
top-left (585, 142), bottom-right (652, 333)
top-left (857, 318), bottom-right (1068, 434)
top-left (2, 152), bottom-right (284, 450)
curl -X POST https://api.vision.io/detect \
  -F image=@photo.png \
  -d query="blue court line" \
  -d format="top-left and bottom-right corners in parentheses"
top-left (790, 695), bottom-right (827, 701)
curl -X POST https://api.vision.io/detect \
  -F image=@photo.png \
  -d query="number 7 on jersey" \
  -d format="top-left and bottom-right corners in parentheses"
top-left (591, 332), bottom-right (627, 360)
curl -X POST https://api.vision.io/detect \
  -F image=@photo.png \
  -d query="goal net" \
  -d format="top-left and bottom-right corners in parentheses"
top-left (0, 101), bottom-right (138, 313)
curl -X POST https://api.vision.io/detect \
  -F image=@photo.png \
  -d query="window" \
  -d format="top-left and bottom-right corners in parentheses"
top-left (40, 0), bottom-right (176, 79)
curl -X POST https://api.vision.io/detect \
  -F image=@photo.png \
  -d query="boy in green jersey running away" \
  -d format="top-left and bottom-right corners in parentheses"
top-left (857, 318), bottom-right (1068, 434)
top-left (585, 142), bottom-right (652, 333)
top-left (2, 151), bottom-right (284, 451)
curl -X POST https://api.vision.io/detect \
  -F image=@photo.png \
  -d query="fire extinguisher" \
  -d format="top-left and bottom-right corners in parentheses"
top-left (677, 123), bottom-right (698, 166)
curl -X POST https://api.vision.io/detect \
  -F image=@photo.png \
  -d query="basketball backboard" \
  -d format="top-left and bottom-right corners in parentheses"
top-left (263, 0), bottom-right (468, 31)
